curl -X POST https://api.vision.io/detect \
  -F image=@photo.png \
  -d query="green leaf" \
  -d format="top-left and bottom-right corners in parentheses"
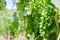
top-left (48, 20), bottom-right (57, 32)
top-left (12, 12), bottom-right (18, 29)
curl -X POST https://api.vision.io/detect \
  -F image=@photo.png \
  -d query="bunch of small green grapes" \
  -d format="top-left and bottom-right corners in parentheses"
top-left (39, 7), bottom-right (54, 36)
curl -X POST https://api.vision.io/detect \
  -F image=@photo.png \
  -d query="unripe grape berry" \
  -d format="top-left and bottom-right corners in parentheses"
top-left (43, 26), bottom-right (46, 29)
top-left (48, 23), bottom-right (51, 27)
top-left (40, 17), bottom-right (44, 19)
top-left (40, 25), bottom-right (43, 28)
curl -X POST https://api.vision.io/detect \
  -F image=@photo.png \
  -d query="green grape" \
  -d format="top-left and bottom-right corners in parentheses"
top-left (46, 18), bottom-right (49, 20)
top-left (44, 15), bottom-right (47, 18)
top-left (42, 31), bottom-right (45, 34)
top-left (43, 26), bottom-right (46, 29)
top-left (48, 23), bottom-right (51, 27)
top-left (40, 17), bottom-right (44, 19)
top-left (40, 25), bottom-right (43, 28)
top-left (40, 29), bottom-right (43, 32)
top-left (40, 31), bottom-right (45, 36)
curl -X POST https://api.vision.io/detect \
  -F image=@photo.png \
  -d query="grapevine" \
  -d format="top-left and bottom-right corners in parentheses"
top-left (16, 0), bottom-right (60, 40)
top-left (16, 0), bottom-right (59, 40)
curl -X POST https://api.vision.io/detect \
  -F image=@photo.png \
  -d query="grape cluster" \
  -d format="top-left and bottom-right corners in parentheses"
top-left (31, 1), bottom-right (55, 37)
top-left (39, 10), bottom-right (53, 36)
top-left (39, 6), bottom-right (54, 37)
